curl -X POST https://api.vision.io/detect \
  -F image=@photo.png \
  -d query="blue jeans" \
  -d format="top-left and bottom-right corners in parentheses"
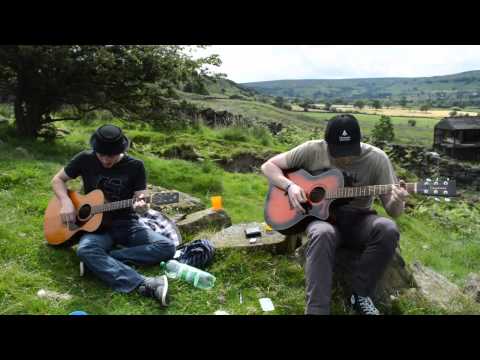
top-left (77, 219), bottom-right (176, 293)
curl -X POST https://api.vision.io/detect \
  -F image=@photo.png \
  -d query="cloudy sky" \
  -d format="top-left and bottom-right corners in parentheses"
top-left (193, 45), bottom-right (480, 83)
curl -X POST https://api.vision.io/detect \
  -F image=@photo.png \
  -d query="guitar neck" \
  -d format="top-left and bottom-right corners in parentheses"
top-left (91, 195), bottom-right (152, 214)
top-left (325, 183), bottom-right (417, 199)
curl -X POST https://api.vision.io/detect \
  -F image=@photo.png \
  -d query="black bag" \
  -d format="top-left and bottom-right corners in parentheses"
top-left (176, 239), bottom-right (215, 269)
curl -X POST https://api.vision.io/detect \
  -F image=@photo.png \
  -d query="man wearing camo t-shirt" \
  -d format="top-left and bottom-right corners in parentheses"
top-left (261, 114), bottom-right (409, 315)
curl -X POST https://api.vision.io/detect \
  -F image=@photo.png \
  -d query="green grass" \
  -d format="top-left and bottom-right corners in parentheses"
top-left (302, 112), bottom-right (438, 147)
top-left (0, 110), bottom-right (479, 315)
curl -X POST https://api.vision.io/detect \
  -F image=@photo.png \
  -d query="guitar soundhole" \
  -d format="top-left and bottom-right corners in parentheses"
top-left (78, 204), bottom-right (92, 221)
top-left (309, 187), bottom-right (325, 203)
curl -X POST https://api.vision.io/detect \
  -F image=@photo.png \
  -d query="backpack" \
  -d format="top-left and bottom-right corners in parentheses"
top-left (175, 239), bottom-right (215, 269)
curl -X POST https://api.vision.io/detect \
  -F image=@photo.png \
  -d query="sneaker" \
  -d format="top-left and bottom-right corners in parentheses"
top-left (138, 275), bottom-right (169, 307)
top-left (350, 293), bottom-right (380, 315)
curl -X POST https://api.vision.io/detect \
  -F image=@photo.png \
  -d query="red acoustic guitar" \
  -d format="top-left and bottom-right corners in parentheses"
top-left (264, 168), bottom-right (456, 234)
top-left (44, 189), bottom-right (179, 245)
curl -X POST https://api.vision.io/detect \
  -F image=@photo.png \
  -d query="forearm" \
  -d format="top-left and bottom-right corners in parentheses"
top-left (51, 178), bottom-right (71, 203)
top-left (261, 161), bottom-right (293, 191)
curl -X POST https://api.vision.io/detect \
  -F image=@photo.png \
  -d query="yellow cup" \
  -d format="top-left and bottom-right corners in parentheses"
top-left (211, 196), bottom-right (223, 210)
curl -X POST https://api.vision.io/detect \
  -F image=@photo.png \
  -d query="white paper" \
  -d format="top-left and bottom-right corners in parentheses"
top-left (259, 297), bottom-right (275, 312)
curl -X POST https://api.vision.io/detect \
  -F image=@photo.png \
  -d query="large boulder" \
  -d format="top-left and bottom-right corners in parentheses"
top-left (332, 247), bottom-right (415, 309)
top-left (409, 261), bottom-right (472, 311)
top-left (295, 240), bottom-right (416, 311)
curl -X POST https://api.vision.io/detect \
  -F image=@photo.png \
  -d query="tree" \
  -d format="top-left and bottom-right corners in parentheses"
top-left (0, 45), bottom-right (221, 137)
top-left (399, 96), bottom-right (408, 107)
top-left (353, 100), bottom-right (365, 109)
top-left (371, 100), bottom-right (382, 110)
top-left (371, 115), bottom-right (395, 142)
top-left (324, 102), bottom-right (332, 111)
top-left (420, 103), bottom-right (431, 111)
top-left (274, 96), bottom-right (285, 108)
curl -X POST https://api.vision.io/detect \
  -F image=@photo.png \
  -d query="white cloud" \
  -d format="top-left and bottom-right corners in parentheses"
top-left (193, 45), bottom-right (480, 83)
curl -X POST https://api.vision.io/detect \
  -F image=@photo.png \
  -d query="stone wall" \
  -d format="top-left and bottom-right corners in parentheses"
top-left (373, 140), bottom-right (480, 189)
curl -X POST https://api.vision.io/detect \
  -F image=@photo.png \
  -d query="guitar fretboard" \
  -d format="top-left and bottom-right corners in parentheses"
top-left (91, 197), bottom-right (151, 214)
top-left (325, 183), bottom-right (416, 199)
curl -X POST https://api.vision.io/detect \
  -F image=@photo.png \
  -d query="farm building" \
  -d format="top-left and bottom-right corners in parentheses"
top-left (433, 116), bottom-right (480, 161)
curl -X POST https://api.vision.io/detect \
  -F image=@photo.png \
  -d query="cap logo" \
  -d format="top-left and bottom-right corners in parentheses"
top-left (339, 130), bottom-right (351, 142)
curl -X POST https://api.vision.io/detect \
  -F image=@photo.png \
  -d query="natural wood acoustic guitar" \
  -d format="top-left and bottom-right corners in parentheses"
top-left (44, 189), bottom-right (179, 245)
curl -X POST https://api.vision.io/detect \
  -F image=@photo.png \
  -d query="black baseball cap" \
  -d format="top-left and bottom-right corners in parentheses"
top-left (90, 124), bottom-right (130, 155)
top-left (324, 114), bottom-right (362, 158)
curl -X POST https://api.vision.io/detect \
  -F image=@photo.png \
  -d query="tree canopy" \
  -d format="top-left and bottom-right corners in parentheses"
top-left (0, 45), bottom-right (221, 137)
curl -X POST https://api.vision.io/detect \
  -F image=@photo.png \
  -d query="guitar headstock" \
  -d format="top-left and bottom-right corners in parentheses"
top-left (416, 178), bottom-right (456, 197)
top-left (151, 192), bottom-right (180, 206)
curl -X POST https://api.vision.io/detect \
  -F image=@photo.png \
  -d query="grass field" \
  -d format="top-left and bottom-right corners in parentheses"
top-left (309, 104), bottom-right (479, 119)
top-left (0, 114), bottom-right (479, 315)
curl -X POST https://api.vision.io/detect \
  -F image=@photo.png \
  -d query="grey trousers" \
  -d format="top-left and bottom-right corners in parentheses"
top-left (304, 214), bottom-right (399, 315)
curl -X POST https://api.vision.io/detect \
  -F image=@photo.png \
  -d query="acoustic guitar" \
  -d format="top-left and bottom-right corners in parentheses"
top-left (264, 168), bottom-right (456, 234)
top-left (44, 189), bottom-right (179, 245)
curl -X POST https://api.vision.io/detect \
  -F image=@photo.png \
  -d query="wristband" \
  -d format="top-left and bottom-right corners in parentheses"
top-left (285, 182), bottom-right (293, 193)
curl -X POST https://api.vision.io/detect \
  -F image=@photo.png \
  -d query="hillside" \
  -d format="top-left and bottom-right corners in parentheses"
top-left (0, 116), bottom-right (479, 315)
top-left (241, 70), bottom-right (480, 106)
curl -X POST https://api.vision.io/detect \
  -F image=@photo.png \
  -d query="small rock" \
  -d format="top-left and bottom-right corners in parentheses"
top-left (217, 293), bottom-right (226, 304)
top-left (37, 289), bottom-right (72, 301)
top-left (463, 273), bottom-right (480, 303)
top-left (214, 310), bottom-right (230, 315)
top-left (15, 147), bottom-right (29, 157)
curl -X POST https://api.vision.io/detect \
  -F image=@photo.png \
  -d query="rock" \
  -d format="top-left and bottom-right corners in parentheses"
top-left (295, 240), bottom-right (416, 310)
top-left (162, 144), bottom-right (203, 162)
top-left (463, 272), bottom-right (480, 303)
top-left (214, 310), bottom-right (230, 315)
top-left (176, 208), bottom-right (232, 238)
top-left (333, 247), bottom-right (416, 309)
top-left (37, 289), bottom-right (72, 301)
top-left (147, 184), bottom-right (205, 216)
top-left (209, 222), bottom-right (287, 252)
top-left (216, 152), bottom-right (273, 173)
top-left (15, 147), bottom-right (29, 157)
top-left (410, 261), bottom-right (469, 311)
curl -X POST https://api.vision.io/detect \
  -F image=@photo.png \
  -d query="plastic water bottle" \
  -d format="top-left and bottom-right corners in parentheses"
top-left (160, 260), bottom-right (216, 289)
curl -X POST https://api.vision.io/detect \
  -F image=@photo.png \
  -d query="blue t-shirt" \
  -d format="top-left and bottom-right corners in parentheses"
top-left (64, 150), bottom-right (146, 220)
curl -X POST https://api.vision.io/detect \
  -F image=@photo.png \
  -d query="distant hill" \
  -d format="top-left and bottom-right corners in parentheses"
top-left (241, 70), bottom-right (480, 107)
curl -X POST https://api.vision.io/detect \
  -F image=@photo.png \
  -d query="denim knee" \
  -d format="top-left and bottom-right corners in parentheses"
top-left (77, 236), bottom-right (108, 259)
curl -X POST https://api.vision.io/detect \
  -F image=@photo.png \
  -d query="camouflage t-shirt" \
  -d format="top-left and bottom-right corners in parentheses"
top-left (284, 140), bottom-right (397, 209)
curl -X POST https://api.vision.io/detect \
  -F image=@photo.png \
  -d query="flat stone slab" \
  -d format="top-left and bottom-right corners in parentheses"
top-left (176, 208), bottom-right (232, 238)
top-left (209, 222), bottom-right (286, 249)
